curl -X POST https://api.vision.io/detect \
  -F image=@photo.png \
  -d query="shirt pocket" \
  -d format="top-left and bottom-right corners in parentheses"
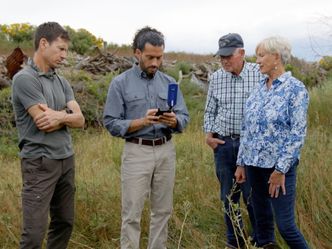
top-left (124, 92), bottom-right (147, 117)
top-left (157, 92), bottom-right (169, 110)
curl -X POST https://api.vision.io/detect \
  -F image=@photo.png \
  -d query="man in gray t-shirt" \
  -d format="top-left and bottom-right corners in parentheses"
top-left (12, 22), bottom-right (85, 249)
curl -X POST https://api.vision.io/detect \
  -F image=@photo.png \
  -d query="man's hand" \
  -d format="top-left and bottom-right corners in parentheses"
top-left (158, 111), bottom-right (177, 128)
top-left (127, 109), bottom-right (160, 133)
top-left (268, 170), bottom-right (286, 198)
top-left (34, 104), bottom-right (66, 132)
top-left (205, 133), bottom-right (225, 149)
top-left (143, 109), bottom-right (161, 126)
top-left (235, 166), bottom-right (246, 183)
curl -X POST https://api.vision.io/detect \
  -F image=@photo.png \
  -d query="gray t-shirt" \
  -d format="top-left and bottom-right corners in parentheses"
top-left (12, 59), bottom-right (75, 159)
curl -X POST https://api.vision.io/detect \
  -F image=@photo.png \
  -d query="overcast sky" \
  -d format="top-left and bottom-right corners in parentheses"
top-left (1, 0), bottom-right (332, 61)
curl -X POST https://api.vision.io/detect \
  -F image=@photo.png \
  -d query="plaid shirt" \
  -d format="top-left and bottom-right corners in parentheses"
top-left (204, 62), bottom-right (262, 136)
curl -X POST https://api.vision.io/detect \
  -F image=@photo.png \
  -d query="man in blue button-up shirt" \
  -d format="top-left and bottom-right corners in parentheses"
top-left (103, 27), bottom-right (189, 249)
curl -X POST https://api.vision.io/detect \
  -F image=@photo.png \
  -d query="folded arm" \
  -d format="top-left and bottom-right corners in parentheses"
top-left (29, 100), bottom-right (85, 132)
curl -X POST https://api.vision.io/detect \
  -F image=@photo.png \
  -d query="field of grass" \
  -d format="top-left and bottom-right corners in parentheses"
top-left (0, 77), bottom-right (331, 248)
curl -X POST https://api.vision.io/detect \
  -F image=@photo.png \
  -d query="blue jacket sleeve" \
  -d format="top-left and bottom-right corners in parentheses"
top-left (275, 85), bottom-right (309, 173)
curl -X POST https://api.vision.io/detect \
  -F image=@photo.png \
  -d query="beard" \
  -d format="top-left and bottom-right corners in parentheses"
top-left (146, 67), bottom-right (157, 78)
top-left (140, 62), bottom-right (158, 79)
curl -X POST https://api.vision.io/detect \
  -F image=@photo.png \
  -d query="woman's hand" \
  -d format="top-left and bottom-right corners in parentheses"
top-left (235, 166), bottom-right (246, 183)
top-left (268, 170), bottom-right (286, 198)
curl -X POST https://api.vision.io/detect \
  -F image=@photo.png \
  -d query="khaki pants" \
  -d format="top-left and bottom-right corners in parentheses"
top-left (121, 141), bottom-right (176, 249)
top-left (20, 156), bottom-right (75, 249)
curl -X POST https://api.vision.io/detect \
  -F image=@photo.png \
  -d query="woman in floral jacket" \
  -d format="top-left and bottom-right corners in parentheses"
top-left (235, 36), bottom-right (309, 249)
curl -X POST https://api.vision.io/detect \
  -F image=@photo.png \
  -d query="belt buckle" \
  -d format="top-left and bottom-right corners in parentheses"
top-left (155, 136), bottom-right (166, 146)
top-left (230, 134), bottom-right (238, 140)
top-left (152, 137), bottom-right (161, 146)
top-left (138, 137), bottom-right (143, 145)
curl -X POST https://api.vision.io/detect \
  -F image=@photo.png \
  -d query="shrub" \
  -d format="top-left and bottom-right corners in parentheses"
top-left (0, 87), bottom-right (18, 157)
top-left (0, 23), bottom-right (35, 45)
top-left (176, 61), bottom-right (192, 75)
top-left (0, 87), bottom-right (15, 130)
top-left (163, 67), bottom-right (179, 81)
top-left (163, 61), bottom-right (193, 82)
top-left (64, 26), bottom-right (103, 55)
top-left (72, 71), bottom-right (117, 127)
top-left (181, 79), bottom-right (206, 114)
top-left (285, 62), bottom-right (324, 88)
top-left (319, 56), bottom-right (332, 71)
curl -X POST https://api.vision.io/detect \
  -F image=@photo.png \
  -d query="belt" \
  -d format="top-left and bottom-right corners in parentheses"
top-left (223, 134), bottom-right (240, 140)
top-left (214, 133), bottom-right (240, 140)
top-left (126, 134), bottom-right (172, 146)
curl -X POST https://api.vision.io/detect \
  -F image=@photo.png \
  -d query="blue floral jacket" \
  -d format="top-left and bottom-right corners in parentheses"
top-left (237, 72), bottom-right (309, 174)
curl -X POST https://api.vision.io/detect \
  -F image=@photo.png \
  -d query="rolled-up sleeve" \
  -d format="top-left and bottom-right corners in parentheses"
top-left (103, 79), bottom-right (131, 137)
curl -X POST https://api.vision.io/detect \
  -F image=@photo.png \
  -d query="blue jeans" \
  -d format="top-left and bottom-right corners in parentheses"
top-left (246, 163), bottom-right (309, 249)
top-left (214, 136), bottom-right (256, 248)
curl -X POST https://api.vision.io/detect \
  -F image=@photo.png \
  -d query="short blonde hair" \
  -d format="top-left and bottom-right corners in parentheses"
top-left (256, 36), bottom-right (292, 65)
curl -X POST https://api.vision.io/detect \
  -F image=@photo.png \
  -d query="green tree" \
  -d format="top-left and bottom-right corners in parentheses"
top-left (0, 23), bottom-right (35, 44)
top-left (0, 25), bottom-right (7, 40)
top-left (319, 56), bottom-right (332, 71)
top-left (65, 26), bottom-right (103, 55)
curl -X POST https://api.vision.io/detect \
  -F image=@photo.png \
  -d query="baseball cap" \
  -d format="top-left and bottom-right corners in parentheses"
top-left (215, 33), bottom-right (244, 56)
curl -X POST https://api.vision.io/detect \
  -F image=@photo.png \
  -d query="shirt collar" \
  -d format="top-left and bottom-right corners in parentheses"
top-left (133, 63), bottom-right (156, 80)
top-left (262, 71), bottom-right (292, 89)
top-left (223, 61), bottom-right (248, 79)
top-left (238, 62), bottom-right (250, 78)
top-left (272, 71), bottom-right (292, 87)
top-left (28, 58), bottom-right (56, 79)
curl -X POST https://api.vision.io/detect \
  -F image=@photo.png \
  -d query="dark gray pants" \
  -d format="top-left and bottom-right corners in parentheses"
top-left (20, 156), bottom-right (75, 249)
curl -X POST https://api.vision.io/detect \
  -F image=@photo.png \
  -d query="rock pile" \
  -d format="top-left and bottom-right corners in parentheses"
top-left (0, 47), bottom-right (220, 91)
top-left (190, 62), bottom-right (219, 88)
top-left (75, 49), bottom-right (134, 75)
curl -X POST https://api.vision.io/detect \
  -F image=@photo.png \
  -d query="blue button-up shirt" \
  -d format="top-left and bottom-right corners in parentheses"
top-left (103, 64), bottom-right (189, 139)
top-left (237, 72), bottom-right (309, 174)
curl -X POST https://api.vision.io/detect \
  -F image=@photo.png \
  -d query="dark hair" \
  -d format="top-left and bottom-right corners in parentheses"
top-left (34, 22), bottom-right (70, 51)
top-left (132, 26), bottom-right (164, 53)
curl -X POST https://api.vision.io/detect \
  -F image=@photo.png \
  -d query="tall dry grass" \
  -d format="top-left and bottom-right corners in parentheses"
top-left (0, 79), bottom-right (331, 248)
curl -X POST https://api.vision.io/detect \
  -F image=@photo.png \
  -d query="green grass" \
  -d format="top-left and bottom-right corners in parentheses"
top-left (0, 76), bottom-right (331, 248)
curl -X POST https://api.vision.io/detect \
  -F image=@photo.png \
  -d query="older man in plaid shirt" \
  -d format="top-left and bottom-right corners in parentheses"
top-left (204, 33), bottom-right (263, 249)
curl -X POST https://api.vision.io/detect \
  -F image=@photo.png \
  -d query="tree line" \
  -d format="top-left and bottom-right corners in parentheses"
top-left (0, 23), bottom-right (104, 55)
